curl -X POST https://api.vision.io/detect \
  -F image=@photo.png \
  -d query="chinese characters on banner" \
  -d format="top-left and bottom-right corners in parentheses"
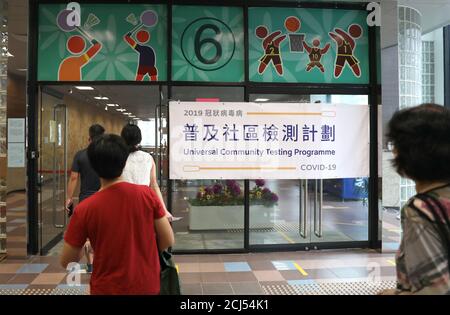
top-left (170, 102), bottom-right (369, 180)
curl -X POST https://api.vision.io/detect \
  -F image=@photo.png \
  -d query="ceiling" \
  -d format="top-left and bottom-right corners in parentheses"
top-left (48, 85), bottom-right (161, 121)
top-left (5, 0), bottom-right (450, 77)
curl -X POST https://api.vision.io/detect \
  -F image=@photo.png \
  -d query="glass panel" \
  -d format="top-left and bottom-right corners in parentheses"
top-left (39, 92), bottom-right (68, 252)
top-left (171, 86), bottom-right (245, 251)
top-left (248, 93), bottom-right (369, 245)
top-left (249, 179), bottom-right (305, 245)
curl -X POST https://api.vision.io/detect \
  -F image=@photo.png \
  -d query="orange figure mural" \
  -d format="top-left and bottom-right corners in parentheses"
top-left (58, 35), bottom-right (102, 81)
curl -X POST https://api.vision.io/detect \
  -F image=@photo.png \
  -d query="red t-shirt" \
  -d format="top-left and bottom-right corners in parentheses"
top-left (64, 182), bottom-right (166, 295)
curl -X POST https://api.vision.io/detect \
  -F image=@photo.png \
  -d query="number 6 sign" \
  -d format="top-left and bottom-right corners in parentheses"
top-left (172, 5), bottom-right (245, 82)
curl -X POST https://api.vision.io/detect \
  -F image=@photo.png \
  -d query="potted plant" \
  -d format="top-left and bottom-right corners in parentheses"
top-left (188, 180), bottom-right (277, 230)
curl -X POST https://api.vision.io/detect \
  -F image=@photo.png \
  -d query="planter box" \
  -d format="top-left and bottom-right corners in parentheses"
top-left (188, 204), bottom-right (275, 230)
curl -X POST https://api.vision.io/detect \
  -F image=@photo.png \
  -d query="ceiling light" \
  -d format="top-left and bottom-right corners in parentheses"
top-left (106, 103), bottom-right (118, 107)
top-left (75, 86), bottom-right (94, 90)
top-left (104, 106), bottom-right (108, 111)
top-left (255, 98), bottom-right (269, 102)
top-left (94, 96), bottom-right (109, 100)
top-left (16, 68), bottom-right (27, 72)
top-left (132, 118), bottom-right (140, 120)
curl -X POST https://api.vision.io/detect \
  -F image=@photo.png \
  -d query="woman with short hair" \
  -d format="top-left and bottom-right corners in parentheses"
top-left (380, 103), bottom-right (450, 295)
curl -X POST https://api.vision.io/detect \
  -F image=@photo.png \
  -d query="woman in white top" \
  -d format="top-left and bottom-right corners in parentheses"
top-left (121, 124), bottom-right (172, 220)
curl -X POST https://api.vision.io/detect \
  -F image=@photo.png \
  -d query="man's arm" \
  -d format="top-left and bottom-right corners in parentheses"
top-left (60, 242), bottom-right (84, 269)
top-left (303, 41), bottom-right (312, 53)
top-left (154, 216), bottom-right (175, 252)
top-left (124, 32), bottom-right (137, 48)
top-left (150, 159), bottom-right (173, 220)
top-left (328, 32), bottom-right (343, 46)
top-left (66, 171), bottom-right (79, 209)
top-left (84, 39), bottom-right (102, 60)
top-left (321, 43), bottom-right (331, 54)
top-left (335, 28), bottom-right (355, 49)
top-left (263, 31), bottom-right (282, 49)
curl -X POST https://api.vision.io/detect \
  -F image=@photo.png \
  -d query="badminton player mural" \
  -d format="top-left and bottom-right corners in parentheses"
top-left (57, 10), bottom-right (102, 81)
top-left (124, 10), bottom-right (159, 81)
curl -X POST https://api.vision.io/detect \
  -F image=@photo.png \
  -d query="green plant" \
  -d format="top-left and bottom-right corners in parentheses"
top-left (189, 180), bottom-right (278, 207)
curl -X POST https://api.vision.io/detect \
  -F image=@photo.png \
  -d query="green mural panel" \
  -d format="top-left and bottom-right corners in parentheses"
top-left (38, 4), bottom-right (167, 81)
top-left (172, 5), bottom-right (244, 82)
top-left (248, 7), bottom-right (370, 84)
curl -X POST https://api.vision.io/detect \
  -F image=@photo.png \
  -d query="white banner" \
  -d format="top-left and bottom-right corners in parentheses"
top-left (169, 102), bottom-right (369, 180)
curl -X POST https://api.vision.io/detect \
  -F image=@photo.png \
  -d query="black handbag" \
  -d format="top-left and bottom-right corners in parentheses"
top-left (159, 250), bottom-right (181, 295)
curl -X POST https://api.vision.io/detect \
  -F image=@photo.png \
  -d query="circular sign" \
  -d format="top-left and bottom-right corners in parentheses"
top-left (181, 17), bottom-right (236, 72)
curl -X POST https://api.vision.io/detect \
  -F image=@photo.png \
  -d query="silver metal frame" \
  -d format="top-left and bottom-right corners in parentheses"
top-left (52, 104), bottom-right (67, 229)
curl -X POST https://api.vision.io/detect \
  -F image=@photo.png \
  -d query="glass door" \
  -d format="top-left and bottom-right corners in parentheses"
top-left (249, 93), bottom-right (369, 248)
top-left (38, 91), bottom-right (68, 254)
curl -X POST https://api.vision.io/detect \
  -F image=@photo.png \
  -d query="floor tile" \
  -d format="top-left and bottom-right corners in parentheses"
top-left (0, 264), bottom-right (24, 274)
top-left (301, 268), bottom-right (339, 280)
top-left (202, 283), bottom-right (233, 295)
top-left (56, 284), bottom-right (88, 290)
top-left (248, 260), bottom-right (277, 271)
top-left (253, 270), bottom-right (284, 282)
top-left (224, 262), bottom-right (251, 272)
top-left (197, 255), bottom-right (222, 263)
top-left (179, 273), bottom-right (202, 284)
top-left (287, 279), bottom-right (316, 285)
top-left (279, 270), bottom-right (306, 280)
top-left (0, 273), bottom-right (15, 283)
top-left (0, 284), bottom-right (28, 289)
top-left (329, 267), bottom-right (371, 279)
top-left (42, 264), bottom-right (66, 273)
top-left (226, 272), bottom-right (257, 282)
top-left (31, 273), bottom-right (66, 285)
top-left (201, 272), bottom-right (229, 283)
top-left (173, 255), bottom-right (199, 263)
top-left (7, 273), bottom-right (39, 284)
top-left (230, 282), bottom-right (264, 295)
top-left (199, 263), bottom-right (225, 272)
top-left (177, 263), bottom-right (200, 273)
top-left (272, 261), bottom-right (297, 271)
top-left (220, 254), bottom-right (248, 262)
top-left (16, 264), bottom-right (49, 274)
top-left (181, 283), bottom-right (202, 295)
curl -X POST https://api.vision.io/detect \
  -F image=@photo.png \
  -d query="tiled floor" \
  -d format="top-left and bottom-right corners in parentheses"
top-left (0, 249), bottom-right (397, 295)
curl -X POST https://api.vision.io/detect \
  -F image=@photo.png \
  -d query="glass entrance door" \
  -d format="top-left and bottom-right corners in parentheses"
top-left (249, 94), bottom-right (369, 248)
top-left (38, 91), bottom-right (68, 254)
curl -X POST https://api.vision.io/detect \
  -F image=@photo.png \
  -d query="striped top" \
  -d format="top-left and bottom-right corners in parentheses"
top-left (396, 185), bottom-right (450, 295)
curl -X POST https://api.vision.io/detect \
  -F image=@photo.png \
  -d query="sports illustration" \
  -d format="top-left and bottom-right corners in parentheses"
top-left (329, 24), bottom-right (363, 78)
top-left (124, 10), bottom-right (159, 81)
top-left (57, 10), bottom-right (102, 81)
top-left (255, 25), bottom-right (287, 75)
top-left (302, 38), bottom-right (330, 73)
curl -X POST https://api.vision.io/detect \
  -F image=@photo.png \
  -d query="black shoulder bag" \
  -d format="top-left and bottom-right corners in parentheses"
top-left (159, 250), bottom-right (181, 295)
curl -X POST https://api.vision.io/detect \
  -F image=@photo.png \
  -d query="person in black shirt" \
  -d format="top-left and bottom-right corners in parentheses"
top-left (66, 124), bottom-right (105, 272)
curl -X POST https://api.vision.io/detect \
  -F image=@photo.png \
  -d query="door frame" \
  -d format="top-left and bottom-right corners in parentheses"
top-left (26, 0), bottom-right (380, 255)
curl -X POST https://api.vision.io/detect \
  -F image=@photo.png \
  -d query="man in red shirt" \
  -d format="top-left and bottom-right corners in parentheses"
top-left (60, 134), bottom-right (174, 295)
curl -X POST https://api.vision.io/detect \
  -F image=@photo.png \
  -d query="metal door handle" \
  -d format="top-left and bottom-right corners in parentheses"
top-left (52, 105), bottom-right (67, 228)
top-left (300, 180), bottom-right (308, 238)
top-left (314, 179), bottom-right (323, 237)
